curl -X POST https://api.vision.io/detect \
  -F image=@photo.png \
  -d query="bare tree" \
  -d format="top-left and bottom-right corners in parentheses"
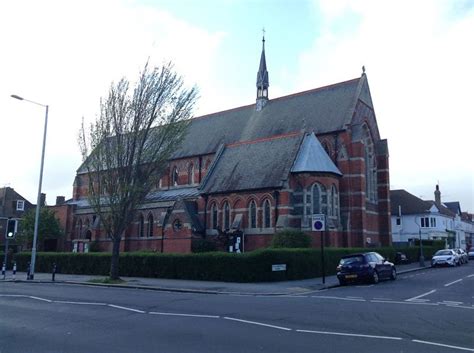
top-left (79, 62), bottom-right (198, 279)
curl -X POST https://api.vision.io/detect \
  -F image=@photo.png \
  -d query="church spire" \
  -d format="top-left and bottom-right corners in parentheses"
top-left (256, 31), bottom-right (269, 111)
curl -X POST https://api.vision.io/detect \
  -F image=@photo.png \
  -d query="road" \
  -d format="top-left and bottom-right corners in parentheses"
top-left (1, 263), bottom-right (473, 353)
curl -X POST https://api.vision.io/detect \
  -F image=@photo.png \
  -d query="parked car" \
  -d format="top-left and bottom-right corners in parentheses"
top-left (431, 249), bottom-right (460, 267)
top-left (454, 248), bottom-right (469, 264)
top-left (468, 247), bottom-right (474, 260)
top-left (336, 252), bottom-right (397, 286)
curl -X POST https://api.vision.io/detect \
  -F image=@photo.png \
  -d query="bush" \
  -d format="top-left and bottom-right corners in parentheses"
top-left (191, 238), bottom-right (217, 253)
top-left (271, 229), bottom-right (311, 248)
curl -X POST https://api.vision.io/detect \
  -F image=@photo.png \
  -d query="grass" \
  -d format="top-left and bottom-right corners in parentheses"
top-left (88, 277), bottom-right (126, 284)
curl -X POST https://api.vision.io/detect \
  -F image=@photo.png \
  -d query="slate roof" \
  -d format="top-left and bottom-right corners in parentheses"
top-left (444, 202), bottom-right (461, 215)
top-left (200, 132), bottom-right (304, 194)
top-left (173, 75), bottom-right (370, 159)
top-left (291, 133), bottom-right (342, 175)
top-left (390, 190), bottom-right (455, 217)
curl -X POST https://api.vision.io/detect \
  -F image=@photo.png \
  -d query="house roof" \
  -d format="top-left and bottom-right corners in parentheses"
top-left (200, 132), bottom-right (304, 194)
top-left (173, 75), bottom-right (371, 159)
top-left (291, 132), bottom-right (342, 175)
top-left (444, 202), bottom-right (461, 215)
top-left (390, 189), bottom-right (455, 217)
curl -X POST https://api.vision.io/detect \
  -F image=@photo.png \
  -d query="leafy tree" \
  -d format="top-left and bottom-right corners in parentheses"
top-left (271, 229), bottom-right (311, 248)
top-left (79, 62), bottom-right (198, 279)
top-left (17, 207), bottom-right (63, 250)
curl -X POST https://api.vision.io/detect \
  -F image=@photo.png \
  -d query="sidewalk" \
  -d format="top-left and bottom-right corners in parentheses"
top-left (3, 263), bottom-right (429, 296)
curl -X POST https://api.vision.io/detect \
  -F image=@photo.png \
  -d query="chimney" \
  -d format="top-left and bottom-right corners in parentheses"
top-left (434, 184), bottom-right (441, 206)
top-left (40, 193), bottom-right (46, 207)
top-left (56, 196), bottom-right (65, 205)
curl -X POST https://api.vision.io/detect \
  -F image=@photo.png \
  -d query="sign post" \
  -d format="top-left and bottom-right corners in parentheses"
top-left (312, 214), bottom-right (326, 284)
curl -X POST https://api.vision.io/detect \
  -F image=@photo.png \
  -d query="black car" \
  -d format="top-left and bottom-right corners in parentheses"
top-left (336, 252), bottom-right (397, 286)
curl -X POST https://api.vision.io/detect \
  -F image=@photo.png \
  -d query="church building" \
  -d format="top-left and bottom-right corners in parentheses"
top-left (66, 37), bottom-right (391, 253)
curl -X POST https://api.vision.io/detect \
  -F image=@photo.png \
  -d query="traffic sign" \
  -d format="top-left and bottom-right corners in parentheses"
top-left (311, 214), bottom-right (326, 232)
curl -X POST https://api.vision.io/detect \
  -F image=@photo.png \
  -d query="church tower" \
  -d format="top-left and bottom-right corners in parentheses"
top-left (256, 34), bottom-right (269, 111)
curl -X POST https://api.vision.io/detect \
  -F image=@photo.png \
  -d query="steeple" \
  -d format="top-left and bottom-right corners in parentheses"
top-left (256, 32), bottom-right (269, 111)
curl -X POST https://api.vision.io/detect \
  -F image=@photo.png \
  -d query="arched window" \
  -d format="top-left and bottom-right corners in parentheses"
top-left (138, 214), bottom-right (144, 237)
top-left (263, 199), bottom-right (271, 228)
top-left (223, 201), bottom-right (230, 230)
top-left (331, 185), bottom-right (339, 219)
top-left (211, 203), bottom-right (218, 229)
top-left (312, 183), bottom-right (327, 215)
top-left (172, 166), bottom-right (179, 186)
top-left (188, 163), bottom-right (195, 185)
top-left (249, 200), bottom-right (257, 228)
top-left (363, 124), bottom-right (377, 203)
top-left (147, 213), bottom-right (154, 237)
top-left (78, 219), bottom-right (83, 239)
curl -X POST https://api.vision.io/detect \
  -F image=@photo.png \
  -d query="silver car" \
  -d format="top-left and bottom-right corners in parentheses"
top-left (431, 249), bottom-right (460, 267)
top-left (454, 248), bottom-right (469, 264)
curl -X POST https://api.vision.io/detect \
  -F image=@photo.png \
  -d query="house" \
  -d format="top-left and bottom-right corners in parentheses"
top-left (390, 185), bottom-right (473, 249)
top-left (65, 37), bottom-right (391, 253)
top-left (0, 187), bottom-right (34, 249)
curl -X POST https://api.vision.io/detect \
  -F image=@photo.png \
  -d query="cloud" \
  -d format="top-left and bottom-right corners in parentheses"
top-left (295, 0), bottom-right (474, 211)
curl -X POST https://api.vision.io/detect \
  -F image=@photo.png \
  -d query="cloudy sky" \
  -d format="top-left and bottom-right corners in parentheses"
top-left (0, 0), bottom-right (473, 212)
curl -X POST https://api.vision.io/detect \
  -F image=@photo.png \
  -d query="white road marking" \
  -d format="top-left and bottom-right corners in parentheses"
top-left (346, 296), bottom-right (364, 299)
top-left (446, 305), bottom-right (474, 310)
top-left (0, 294), bottom-right (28, 298)
top-left (54, 300), bottom-right (107, 306)
top-left (467, 274), bottom-right (474, 278)
top-left (412, 339), bottom-right (474, 352)
top-left (223, 317), bottom-right (292, 331)
top-left (107, 304), bottom-right (145, 313)
top-left (371, 300), bottom-right (438, 306)
top-left (29, 296), bottom-right (52, 303)
top-left (311, 295), bottom-right (366, 302)
top-left (445, 279), bottom-right (463, 287)
top-left (149, 312), bottom-right (220, 319)
top-left (297, 329), bottom-right (402, 341)
top-left (441, 301), bottom-right (463, 305)
top-left (406, 289), bottom-right (436, 301)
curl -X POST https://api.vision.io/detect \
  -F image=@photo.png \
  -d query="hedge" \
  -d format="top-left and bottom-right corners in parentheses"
top-left (10, 244), bottom-right (444, 283)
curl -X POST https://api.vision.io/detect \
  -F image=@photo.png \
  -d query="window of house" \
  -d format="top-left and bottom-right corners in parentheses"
top-left (421, 217), bottom-right (430, 228)
top-left (223, 202), bottom-right (230, 230)
top-left (249, 201), bottom-right (257, 228)
top-left (263, 199), bottom-right (271, 228)
top-left (16, 200), bottom-right (25, 211)
top-left (138, 214), bottom-right (145, 237)
top-left (331, 185), bottom-right (339, 219)
top-left (430, 217), bottom-right (436, 228)
top-left (188, 163), bottom-right (194, 185)
top-left (172, 166), bottom-right (179, 186)
top-left (312, 183), bottom-right (327, 215)
top-left (211, 203), bottom-right (218, 229)
top-left (147, 214), bottom-right (154, 237)
top-left (396, 217), bottom-right (401, 226)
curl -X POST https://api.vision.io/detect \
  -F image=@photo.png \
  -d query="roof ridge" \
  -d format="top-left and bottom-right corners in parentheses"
top-left (190, 77), bottom-right (361, 123)
top-left (226, 130), bottom-right (302, 148)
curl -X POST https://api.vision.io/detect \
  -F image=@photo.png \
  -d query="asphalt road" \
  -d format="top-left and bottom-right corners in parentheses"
top-left (1, 263), bottom-right (473, 353)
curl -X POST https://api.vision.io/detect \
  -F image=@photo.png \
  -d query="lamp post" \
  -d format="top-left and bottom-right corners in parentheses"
top-left (11, 94), bottom-right (49, 280)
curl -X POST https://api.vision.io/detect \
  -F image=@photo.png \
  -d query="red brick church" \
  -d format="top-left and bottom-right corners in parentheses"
top-left (65, 38), bottom-right (391, 253)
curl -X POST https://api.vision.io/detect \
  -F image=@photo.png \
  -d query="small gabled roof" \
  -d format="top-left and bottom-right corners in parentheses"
top-left (200, 132), bottom-right (304, 194)
top-left (291, 133), bottom-right (342, 176)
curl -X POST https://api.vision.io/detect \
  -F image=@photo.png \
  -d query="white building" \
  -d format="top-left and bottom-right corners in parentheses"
top-left (390, 186), bottom-right (459, 248)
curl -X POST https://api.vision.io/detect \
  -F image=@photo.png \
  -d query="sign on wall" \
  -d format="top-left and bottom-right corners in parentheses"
top-left (311, 214), bottom-right (326, 232)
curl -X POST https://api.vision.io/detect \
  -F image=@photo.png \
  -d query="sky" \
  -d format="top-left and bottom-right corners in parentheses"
top-left (0, 0), bottom-right (473, 213)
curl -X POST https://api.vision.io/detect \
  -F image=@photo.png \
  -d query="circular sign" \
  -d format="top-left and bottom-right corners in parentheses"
top-left (313, 220), bottom-right (324, 230)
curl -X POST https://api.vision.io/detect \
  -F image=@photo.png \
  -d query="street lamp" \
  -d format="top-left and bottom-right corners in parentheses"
top-left (11, 94), bottom-right (49, 280)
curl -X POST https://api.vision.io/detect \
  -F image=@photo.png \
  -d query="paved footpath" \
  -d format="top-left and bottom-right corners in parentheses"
top-left (3, 263), bottom-right (429, 296)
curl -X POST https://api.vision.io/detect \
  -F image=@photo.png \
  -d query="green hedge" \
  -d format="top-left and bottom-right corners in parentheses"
top-left (11, 244), bottom-right (444, 282)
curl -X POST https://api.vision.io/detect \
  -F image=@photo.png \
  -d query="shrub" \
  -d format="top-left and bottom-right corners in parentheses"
top-left (271, 229), bottom-right (311, 248)
top-left (191, 238), bottom-right (217, 253)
